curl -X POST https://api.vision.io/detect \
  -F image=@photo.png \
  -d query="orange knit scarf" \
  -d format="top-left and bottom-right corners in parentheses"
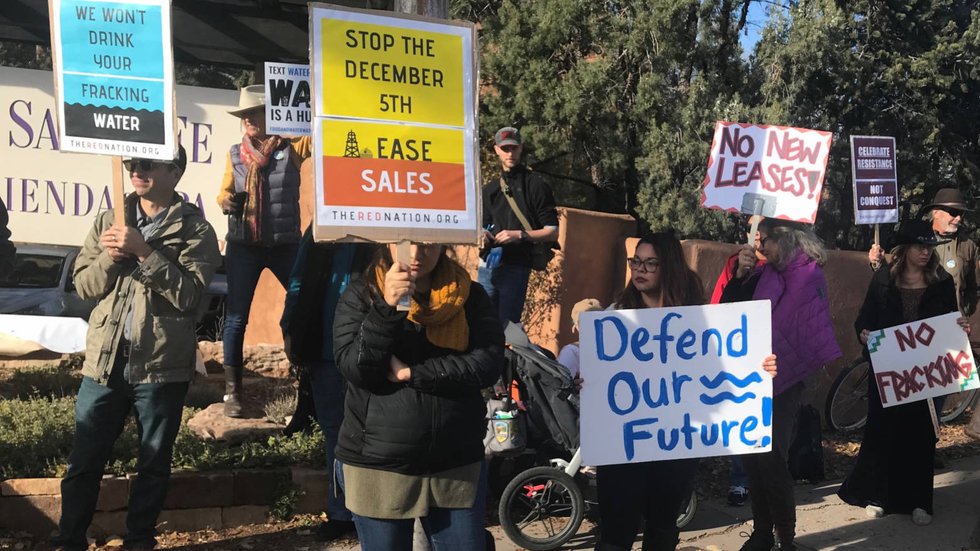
top-left (375, 259), bottom-right (471, 351)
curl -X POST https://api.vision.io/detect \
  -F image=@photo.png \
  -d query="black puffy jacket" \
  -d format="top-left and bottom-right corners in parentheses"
top-left (332, 275), bottom-right (504, 475)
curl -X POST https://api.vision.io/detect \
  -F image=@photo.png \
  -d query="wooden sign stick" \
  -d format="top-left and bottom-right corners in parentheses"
top-left (112, 156), bottom-right (125, 226)
top-left (396, 240), bottom-right (412, 311)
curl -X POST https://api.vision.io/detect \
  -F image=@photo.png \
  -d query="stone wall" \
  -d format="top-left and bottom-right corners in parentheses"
top-left (0, 468), bottom-right (329, 537)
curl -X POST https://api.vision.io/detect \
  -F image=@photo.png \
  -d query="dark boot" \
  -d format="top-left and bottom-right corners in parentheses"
top-left (773, 532), bottom-right (796, 551)
top-left (641, 527), bottom-right (680, 551)
top-left (739, 530), bottom-right (774, 551)
top-left (223, 365), bottom-right (243, 418)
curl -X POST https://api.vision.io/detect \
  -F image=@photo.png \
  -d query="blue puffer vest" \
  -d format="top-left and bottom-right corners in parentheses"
top-left (227, 141), bottom-right (301, 245)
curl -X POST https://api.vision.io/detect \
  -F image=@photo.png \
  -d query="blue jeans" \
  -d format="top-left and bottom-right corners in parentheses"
top-left (55, 363), bottom-right (189, 550)
top-left (309, 361), bottom-right (352, 522)
top-left (222, 241), bottom-right (298, 367)
top-left (336, 460), bottom-right (488, 551)
top-left (730, 456), bottom-right (749, 488)
top-left (477, 249), bottom-right (531, 325)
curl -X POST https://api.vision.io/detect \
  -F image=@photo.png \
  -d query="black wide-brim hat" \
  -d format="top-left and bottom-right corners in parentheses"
top-left (890, 219), bottom-right (951, 248)
top-left (921, 188), bottom-right (973, 213)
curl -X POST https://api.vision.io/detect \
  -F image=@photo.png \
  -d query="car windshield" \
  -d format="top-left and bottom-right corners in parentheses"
top-left (2, 253), bottom-right (65, 289)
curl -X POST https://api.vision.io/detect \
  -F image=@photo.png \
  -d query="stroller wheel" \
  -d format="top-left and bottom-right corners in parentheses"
top-left (498, 466), bottom-right (585, 551)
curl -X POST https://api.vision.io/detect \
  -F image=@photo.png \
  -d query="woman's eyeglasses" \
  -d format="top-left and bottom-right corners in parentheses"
top-left (123, 159), bottom-right (173, 172)
top-left (628, 257), bottom-right (660, 272)
top-left (759, 236), bottom-right (772, 248)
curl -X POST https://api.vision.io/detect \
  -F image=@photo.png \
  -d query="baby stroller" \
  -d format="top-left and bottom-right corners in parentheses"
top-left (489, 324), bottom-right (698, 550)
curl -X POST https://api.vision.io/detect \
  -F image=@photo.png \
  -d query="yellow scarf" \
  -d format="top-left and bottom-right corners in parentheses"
top-left (375, 259), bottom-right (471, 351)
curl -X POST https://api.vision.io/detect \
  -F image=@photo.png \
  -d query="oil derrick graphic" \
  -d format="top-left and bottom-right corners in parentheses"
top-left (343, 130), bottom-right (360, 158)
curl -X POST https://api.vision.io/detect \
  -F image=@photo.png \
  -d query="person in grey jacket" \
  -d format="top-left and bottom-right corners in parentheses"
top-left (52, 145), bottom-right (221, 551)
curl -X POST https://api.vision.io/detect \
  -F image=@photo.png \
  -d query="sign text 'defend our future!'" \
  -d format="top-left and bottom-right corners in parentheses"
top-left (579, 301), bottom-right (774, 466)
top-left (50, 0), bottom-right (175, 159)
top-left (309, 5), bottom-right (479, 244)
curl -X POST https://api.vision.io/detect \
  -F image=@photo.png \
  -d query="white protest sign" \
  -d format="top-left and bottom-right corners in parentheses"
top-left (49, 0), bottom-right (176, 160)
top-left (850, 135), bottom-right (899, 225)
top-left (701, 122), bottom-right (832, 223)
top-left (264, 62), bottom-right (311, 136)
top-left (579, 301), bottom-right (773, 466)
top-left (868, 312), bottom-right (979, 407)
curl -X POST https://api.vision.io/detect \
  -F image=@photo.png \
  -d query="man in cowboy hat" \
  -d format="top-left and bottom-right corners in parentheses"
top-left (870, 188), bottom-right (978, 316)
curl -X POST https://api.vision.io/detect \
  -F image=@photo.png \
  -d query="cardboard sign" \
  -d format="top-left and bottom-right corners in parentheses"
top-left (2, 66), bottom-right (240, 246)
top-left (49, 0), bottom-right (176, 160)
top-left (850, 135), bottom-right (899, 225)
top-left (868, 312), bottom-right (979, 407)
top-left (578, 301), bottom-right (773, 466)
top-left (264, 62), bottom-right (311, 136)
top-left (309, 4), bottom-right (479, 243)
top-left (702, 122), bottom-right (832, 223)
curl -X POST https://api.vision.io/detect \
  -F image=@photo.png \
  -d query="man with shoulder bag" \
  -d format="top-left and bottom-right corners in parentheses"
top-left (479, 127), bottom-right (559, 325)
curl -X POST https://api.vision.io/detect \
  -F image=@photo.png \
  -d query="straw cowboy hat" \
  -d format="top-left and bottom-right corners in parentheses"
top-left (228, 84), bottom-right (265, 117)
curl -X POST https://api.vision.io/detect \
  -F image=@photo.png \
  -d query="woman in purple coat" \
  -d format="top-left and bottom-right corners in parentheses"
top-left (722, 218), bottom-right (842, 551)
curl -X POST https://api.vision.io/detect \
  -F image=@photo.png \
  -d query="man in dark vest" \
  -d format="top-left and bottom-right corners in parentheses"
top-left (478, 127), bottom-right (558, 325)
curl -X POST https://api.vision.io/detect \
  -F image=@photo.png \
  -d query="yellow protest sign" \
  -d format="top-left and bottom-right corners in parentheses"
top-left (309, 4), bottom-right (479, 244)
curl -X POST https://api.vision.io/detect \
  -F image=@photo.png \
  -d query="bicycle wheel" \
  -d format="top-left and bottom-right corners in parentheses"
top-left (825, 359), bottom-right (871, 432)
top-left (676, 488), bottom-right (698, 529)
top-left (940, 388), bottom-right (979, 423)
top-left (498, 465), bottom-right (585, 551)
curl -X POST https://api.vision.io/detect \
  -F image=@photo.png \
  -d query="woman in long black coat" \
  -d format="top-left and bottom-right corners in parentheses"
top-left (838, 220), bottom-right (971, 526)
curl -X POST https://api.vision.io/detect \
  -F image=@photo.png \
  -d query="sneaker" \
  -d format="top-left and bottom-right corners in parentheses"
top-left (315, 519), bottom-right (356, 542)
top-left (739, 530), bottom-right (775, 551)
top-left (865, 504), bottom-right (885, 518)
top-left (728, 485), bottom-right (749, 506)
top-left (912, 508), bottom-right (933, 526)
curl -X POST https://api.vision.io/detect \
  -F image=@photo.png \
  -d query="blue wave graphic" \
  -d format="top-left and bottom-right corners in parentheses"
top-left (700, 371), bottom-right (763, 389)
top-left (699, 392), bottom-right (757, 405)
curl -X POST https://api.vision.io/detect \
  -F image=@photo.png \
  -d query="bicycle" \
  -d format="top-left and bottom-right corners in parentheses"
top-left (825, 352), bottom-right (980, 433)
top-left (497, 447), bottom-right (698, 551)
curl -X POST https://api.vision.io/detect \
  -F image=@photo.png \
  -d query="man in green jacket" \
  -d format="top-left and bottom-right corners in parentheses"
top-left (53, 145), bottom-right (221, 551)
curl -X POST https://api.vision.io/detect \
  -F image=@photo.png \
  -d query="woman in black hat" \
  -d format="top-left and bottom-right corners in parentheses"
top-left (838, 219), bottom-right (971, 526)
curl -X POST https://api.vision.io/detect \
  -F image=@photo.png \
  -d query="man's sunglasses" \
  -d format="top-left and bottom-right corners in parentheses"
top-left (123, 159), bottom-right (175, 172)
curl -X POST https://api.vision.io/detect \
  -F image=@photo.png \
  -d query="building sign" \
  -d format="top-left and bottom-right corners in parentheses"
top-left (850, 135), bottom-right (899, 225)
top-left (309, 4), bottom-right (479, 243)
top-left (49, 0), bottom-right (176, 159)
top-left (2, 66), bottom-right (240, 246)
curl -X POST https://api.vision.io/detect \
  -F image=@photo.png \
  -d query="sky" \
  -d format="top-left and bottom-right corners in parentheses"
top-left (740, 1), bottom-right (770, 56)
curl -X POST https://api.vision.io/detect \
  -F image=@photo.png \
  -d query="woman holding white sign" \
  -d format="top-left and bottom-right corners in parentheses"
top-left (595, 232), bottom-right (779, 551)
top-left (331, 243), bottom-right (503, 550)
top-left (838, 219), bottom-right (968, 526)
top-left (723, 218), bottom-right (841, 551)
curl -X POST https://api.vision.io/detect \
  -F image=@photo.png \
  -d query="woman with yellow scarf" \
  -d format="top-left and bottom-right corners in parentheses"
top-left (332, 243), bottom-right (504, 550)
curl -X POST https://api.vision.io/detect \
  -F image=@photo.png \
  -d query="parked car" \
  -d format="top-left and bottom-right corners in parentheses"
top-left (0, 243), bottom-right (96, 319)
top-left (0, 243), bottom-right (227, 341)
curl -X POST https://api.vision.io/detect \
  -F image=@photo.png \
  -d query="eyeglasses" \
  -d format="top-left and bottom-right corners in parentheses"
top-left (123, 159), bottom-right (173, 172)
top-left (941, 208), bottom-right (964, 218)
top-left (628, 257), bottom-right (660, 272)
top-left (759, 235), bottom-right (772, 247)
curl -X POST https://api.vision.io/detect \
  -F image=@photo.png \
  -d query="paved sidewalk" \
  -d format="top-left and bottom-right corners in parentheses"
top-left (320, 454), bottom-right (980, 550)
top-left (679, 453), bottom-right (980, 551)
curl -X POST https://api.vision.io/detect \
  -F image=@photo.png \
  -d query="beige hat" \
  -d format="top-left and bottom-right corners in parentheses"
top-left (228, 84), bottom-right (265, 117)
top-left (571, 298), bottom-right (603, 329)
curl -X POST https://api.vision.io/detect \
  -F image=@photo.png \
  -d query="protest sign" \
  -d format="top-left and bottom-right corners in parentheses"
top-left (264, 62), bottom-right (311, 136)
top-left (49, 0), bottom-right (175, 160)
top-left (309, 4), bottom-right (479, 244)
top-left (868, 312), bottom-right (979, 408)
top-left (850, 136), bottom-right (899, 225)
top-left (578, 301), bottom-right (773, 466)
top-left (701, 122), bottom-right (832, 224)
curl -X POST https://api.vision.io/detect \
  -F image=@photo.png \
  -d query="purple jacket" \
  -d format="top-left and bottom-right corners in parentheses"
top-left (753, 250), bottom-right (842, 395)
